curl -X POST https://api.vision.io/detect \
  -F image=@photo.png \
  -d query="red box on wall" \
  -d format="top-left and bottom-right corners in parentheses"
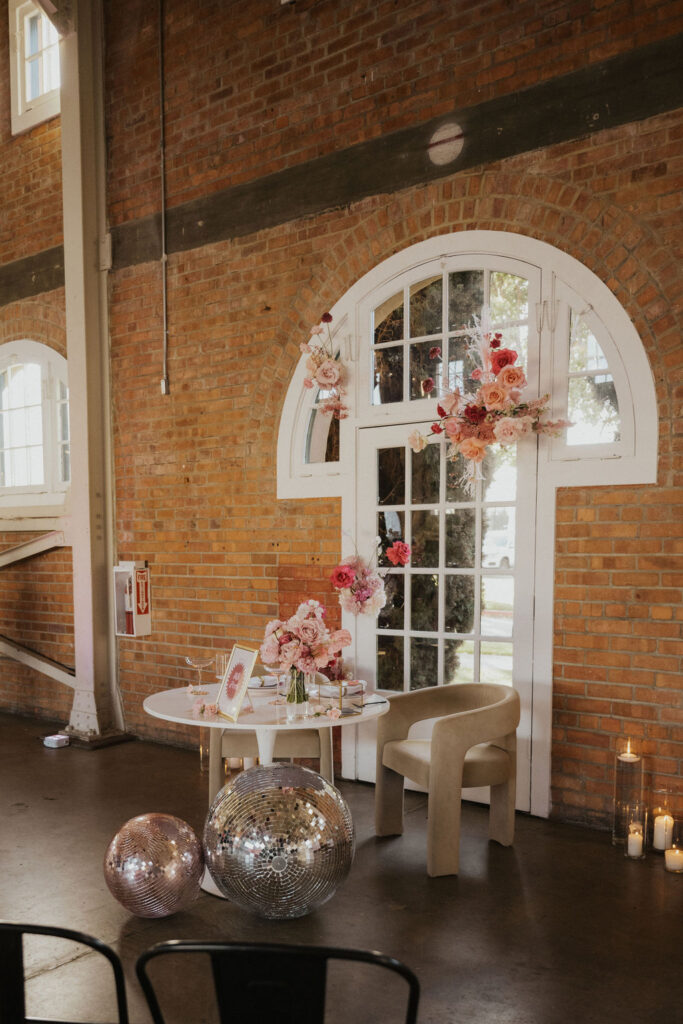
top-left (114, 561), bottom-right (151, 637)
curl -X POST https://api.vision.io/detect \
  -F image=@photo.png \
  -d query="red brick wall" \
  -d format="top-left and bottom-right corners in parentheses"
top-left (0, 15), bottom-right (62, 264)
top-left (0, 0), bottom-right (680, 825)
top-left (105, 0), bottom-right (682, 223)
top-left (553, 486), bottom-right (682, 827)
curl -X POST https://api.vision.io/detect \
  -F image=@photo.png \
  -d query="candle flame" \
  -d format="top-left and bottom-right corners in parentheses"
top-left (626, 739), bottom-right (631, 756)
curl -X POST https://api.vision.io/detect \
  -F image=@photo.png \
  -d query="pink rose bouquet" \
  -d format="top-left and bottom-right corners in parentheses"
top-left (330, 540), bottom-right (411, 616)
top-left (260, 599), bottom-right (352, 673)
top-left (408, 309), bottom-right (571, 492)
top-left (301, 312), bottom-right (349, 420)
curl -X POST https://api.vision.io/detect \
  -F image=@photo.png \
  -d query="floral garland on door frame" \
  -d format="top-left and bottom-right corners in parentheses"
top-left (301, 312), bottom-right (349, 420)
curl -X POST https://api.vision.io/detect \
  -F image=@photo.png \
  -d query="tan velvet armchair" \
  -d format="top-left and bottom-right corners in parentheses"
top-left (375, 683), bottom-right (521, 877)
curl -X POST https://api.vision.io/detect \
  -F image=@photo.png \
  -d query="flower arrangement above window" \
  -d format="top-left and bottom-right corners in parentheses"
top-left (330, 539), bottom-right (411, 616)
top-left (301, 313), bottom-right (349, 420)
top-left (408, 309), bottom-right (571, 493)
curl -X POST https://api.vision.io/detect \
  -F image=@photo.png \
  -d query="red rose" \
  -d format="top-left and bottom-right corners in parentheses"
top-left (463, 403), bottom-right (487, 424)
top-left (431, 423), bottom-right (444, 434)
top-left (330, 564), bottom-right (356, 589)
top-left (321, 312), bottom-right (333, 323)
top-left (386, 541), bottom-right (411, 566)
top-left (429, 346), bottom-right (441, 360)
top-left (422, 377), bottom-right (435, 394)
top-left (490, 332), bottom-right (503, 349)
top-left (490, 348), bottom-right (518, 375)
top-left (436, 404), bottom-right (446, 418)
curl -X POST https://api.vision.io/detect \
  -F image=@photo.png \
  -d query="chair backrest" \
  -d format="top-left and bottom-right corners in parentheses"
top-left (0, 922), bottom-right (129, 1024)
top-left (136, 940), bottom-right (419, 1024)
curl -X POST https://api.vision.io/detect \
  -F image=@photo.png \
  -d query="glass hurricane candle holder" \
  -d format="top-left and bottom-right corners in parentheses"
top-left (650, 790), bottom-right (674, 852)
top-left (664, 818), bottom-right (683, 874)
top-left (612, 738), bottom-right (643, 846)
top-left (624, 802), bottom-right (647, 860)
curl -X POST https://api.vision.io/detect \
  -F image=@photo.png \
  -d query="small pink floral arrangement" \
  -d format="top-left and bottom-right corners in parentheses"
top-left (301, 312), bottom-right (349, 420)
top-left (330, 540), bottom-right (411, 616)
top-left (260, 599), bottom-right (352, 673)
top-left (192, 699), bottom-right (218, 717)
top-left (408, 309), bottom-right (571, 492)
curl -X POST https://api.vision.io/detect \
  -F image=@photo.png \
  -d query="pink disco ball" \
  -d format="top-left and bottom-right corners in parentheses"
top-left (104, 813), bottom-right (203, 918)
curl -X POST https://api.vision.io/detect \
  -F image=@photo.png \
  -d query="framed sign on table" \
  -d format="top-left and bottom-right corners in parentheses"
top-left (216, 644), bottom-right (259, 722)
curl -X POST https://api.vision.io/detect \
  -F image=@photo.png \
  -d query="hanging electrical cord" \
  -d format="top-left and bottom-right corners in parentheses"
top-left (159, 0), bottom-right (170, 395)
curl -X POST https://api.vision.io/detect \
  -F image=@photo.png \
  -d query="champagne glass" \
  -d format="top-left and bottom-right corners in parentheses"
top-left (185, 654), bottom-right (214, 694)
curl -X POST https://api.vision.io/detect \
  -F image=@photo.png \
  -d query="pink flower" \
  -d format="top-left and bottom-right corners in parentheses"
top-left (386, 541), bottom-right (411, 566)
top-left (310, 325), bottom-right (324, 336)
top-left (408, 429), bottom-right (428, 453)
top-left (422, 377), bottom-right (435, 394)
top-left (327, 707), bottom-right (341, 719)
top-left (303, 377), bottom-right (314, 389)
top-left (315, 359), bottom-right (341, 387)
top-left (479, 382), bottom-right (511, 412)
top-left (297, 617), bottom-right (326, 646)
top-left (328, 628), bottom-right (353, 652)
top-left (493, 416), bottom-right (533, 445)
top-left (470, 367), bottom-right (483, 380)
top-left (497, 365), bottom-right (527, 391)
top-left (458, 437), bottom-right (489, 462)
top-left (330, 564), bottom-right (356, 589)
top-left (440, 390), bottom-right (463, 415)
top-left (300, 342), bottom-right (312, 352)
top-left (490, 348), bottom-right (518, 375)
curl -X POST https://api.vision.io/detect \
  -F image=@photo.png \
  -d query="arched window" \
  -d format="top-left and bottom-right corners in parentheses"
top-left (277, 232), bottom-right (657, 817)
top-left (0, 340), bottom-right (70, 511)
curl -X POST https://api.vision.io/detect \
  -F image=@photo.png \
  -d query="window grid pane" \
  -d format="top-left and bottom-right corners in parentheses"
top-left (371, 269), bottom-right (530, 688)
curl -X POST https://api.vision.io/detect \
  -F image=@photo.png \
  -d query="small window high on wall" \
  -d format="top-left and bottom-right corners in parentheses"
top-left (8, 0), bottom-right (60, 135)
top-left (0, 340), bottom-right (69, 511)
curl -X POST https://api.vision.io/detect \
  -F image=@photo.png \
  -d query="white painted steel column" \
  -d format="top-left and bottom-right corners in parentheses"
top-left (59, 0), bottom-right (122, 737)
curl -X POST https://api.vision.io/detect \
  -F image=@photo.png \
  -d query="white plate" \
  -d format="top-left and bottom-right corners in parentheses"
top-left (247, 676), bottom-right (278, 690)
top-left (309, 680), bottom-right (366, 698)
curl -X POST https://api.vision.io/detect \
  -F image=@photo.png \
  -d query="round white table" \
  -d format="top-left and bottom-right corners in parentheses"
top-left (143, 681), bottom-right (390, 805)
top-left (144, 682), bottom-right (390, 899)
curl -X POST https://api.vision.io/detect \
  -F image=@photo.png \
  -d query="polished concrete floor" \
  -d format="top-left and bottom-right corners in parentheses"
top-left (1, 710), bottom-right (681, 1023)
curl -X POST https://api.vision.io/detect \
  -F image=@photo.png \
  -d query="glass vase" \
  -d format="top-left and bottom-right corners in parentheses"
top-left (285, 669), bottom-right (310, 721)
top-left (612, 738), bottom-right (643, 846)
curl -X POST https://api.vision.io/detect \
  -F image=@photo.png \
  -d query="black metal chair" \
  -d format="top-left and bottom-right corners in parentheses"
top-left (136, 940), bottom-right (420, 1024)
top-left (0, 922), bottom-right (129, 1024)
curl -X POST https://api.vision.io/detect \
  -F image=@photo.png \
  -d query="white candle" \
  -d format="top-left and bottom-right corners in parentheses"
top-left (664, 847), bottom-right (683, 872)
top-left (653, 814), bottom-right (674, 850)
top-left (617, 751), bottom-right (639, 762)
top-left (627, 826), bottom-right (644, 859)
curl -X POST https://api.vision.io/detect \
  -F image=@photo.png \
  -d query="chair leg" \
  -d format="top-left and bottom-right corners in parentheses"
top-left (375, 764), bottom-right (405, 837)
top-left (488, 777), bottom-right (516, 846)
top-left (426, 779), bottom-right (462, 877)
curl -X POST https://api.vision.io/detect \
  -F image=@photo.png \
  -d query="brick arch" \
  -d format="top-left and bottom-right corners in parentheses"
top-left (0, 291), bottom-right (67, 358)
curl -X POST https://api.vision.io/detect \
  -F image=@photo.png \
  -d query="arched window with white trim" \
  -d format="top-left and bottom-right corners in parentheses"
top-left (0, 340), bottom-right (70, 512)
top-left (277, 232), bottom-right (657, 818)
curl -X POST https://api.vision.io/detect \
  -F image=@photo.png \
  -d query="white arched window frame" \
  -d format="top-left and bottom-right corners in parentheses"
top-left (277, 231), bottom-right (658, 817)
top-left (0, 339), bottom-right (70, 516)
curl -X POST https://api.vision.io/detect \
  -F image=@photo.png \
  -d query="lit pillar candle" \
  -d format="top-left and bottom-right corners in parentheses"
top-left (664, 847), bottom-right (683, 873)
top-left (653, 814), bottom-right (674, 850)
top-left (627, 823), bottom-right (644, 859)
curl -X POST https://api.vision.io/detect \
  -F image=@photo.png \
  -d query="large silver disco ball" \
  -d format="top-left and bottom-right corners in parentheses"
top-left (203, 763), bottom-right (354, 919)
top-left (104, 813), bottom-right (203, 918)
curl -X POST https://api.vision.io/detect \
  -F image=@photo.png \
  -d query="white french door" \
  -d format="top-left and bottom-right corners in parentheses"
top-left (348, 423), bottom-right (535, 811)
